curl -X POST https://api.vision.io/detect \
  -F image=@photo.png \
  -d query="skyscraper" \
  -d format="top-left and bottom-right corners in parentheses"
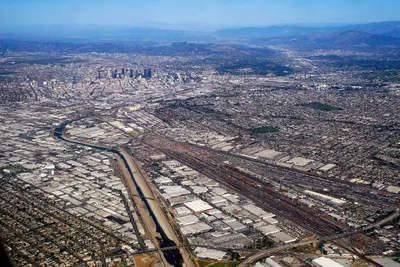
top-left (144, 68), bottom-right (152, 79)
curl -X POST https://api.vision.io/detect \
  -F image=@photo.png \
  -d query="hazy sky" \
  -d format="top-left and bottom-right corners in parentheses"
top-left (1, 0), bottom-right (400, 29)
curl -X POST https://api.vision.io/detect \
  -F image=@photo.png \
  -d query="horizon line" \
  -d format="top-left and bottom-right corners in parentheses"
top-left (2, 20), bottom-right (400, 32)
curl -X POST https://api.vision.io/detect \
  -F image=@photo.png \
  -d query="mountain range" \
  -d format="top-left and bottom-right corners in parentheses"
top-left (215, 21), bottom-right (400, 39)
top-left (2, 21), bottom-right (400, 50)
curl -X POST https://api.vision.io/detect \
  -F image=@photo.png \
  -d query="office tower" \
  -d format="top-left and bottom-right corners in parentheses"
top-left (129, 69), bottom-right (134, 78)
top-left (121, 68), bottom-right (125, 75)
top-left (144, 68), bottom-right (152, 79)
top-left (135, 70), bottom-right (139, 78)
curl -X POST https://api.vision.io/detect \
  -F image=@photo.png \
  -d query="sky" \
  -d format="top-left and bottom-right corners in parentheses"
top-left (1, 0), bottom-right (400, 30)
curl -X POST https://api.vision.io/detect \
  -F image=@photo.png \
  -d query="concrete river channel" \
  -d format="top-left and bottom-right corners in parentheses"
top-left (54, 123), bottom-right (184, 266)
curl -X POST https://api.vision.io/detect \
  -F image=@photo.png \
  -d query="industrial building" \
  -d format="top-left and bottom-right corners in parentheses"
top-left (312, 257), bottom-right (344, 267)
top-left (180, 222), bottom-right (212, 235)
top-left (273, 232), bottom-right (296, 243)
top-left (254, 149), bottom-right (283, 160)
top-left (184, 199), bottom-right (213, 213)
top-left (223, 218), bottom-right (247, 231)
top-left (194, 247), bottom-right (226, 260)
top-left (243, 204), bottom-right (276, 219)
top-left (177, 215), bottom-right (199, 226)
top-left (257, 225), bottom-right (280, 235)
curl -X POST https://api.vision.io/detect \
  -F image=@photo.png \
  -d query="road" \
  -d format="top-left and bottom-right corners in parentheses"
top-left (237, 240), bottom-right (319, 267)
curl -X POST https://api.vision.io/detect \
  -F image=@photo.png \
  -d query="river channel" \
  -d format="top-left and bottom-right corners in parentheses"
top-left (54, 123), bottom-right (183, 266)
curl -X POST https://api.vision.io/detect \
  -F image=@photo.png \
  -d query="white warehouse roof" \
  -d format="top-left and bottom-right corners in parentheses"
top-left (175, 206), bottom-right (192, 216)
top-left (312, 257), bottom-right (344, 267)
top-left (184, 199), bottom-right (213, 213)
top-left (177, 215), bottom-right (199, 226)
top-left (258, 225), bottom-right (280, 235)
top-left (243, 204), bottom-right (276, 219)
top-left (195, 247), bottom-right (226, 260)
top-left (318, 163), bottom-right (336, 172)
top-left (273, 232), bottom-right (296, 243)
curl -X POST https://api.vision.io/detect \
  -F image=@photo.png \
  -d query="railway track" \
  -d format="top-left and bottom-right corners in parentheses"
top-left (160, 148), bottom-right (344, 237)
top-left (157, 148), bottom-right (386, 266)
top-left (145, 134), bottom-right (399, 209)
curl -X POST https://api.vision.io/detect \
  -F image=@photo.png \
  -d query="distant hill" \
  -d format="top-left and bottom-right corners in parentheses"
top-left (215, 22), bottom-right (400, 51)
top-left (281, 30), bottom-right (400, 50)
top-left (214, 21), bottom-right (400, 39)
top-left (1, 21), bottom-right (400, 48)
top-left (215, 25), bottom-right (328, 38)
top-left (255, 30), bottom-right (400, 51)
top-left (308, 30), bottom-right (400, 47)
top-left (344, 21), bottom-right (400, 37)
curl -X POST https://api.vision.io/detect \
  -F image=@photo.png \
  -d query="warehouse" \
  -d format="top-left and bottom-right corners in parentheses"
top-left (318, 163), bottom-right (336, 172)
top-left (163, 160), bottom-right (181, 168)
top-left (177, 215), bottom-right (199, 226)
top-left (372, 258), bottom-right (400, 267)
top-left (258, 225), bottom-right (280, 235)
top-left (154, 176), bottom-right (173, 185)
top-left (180, 222), bottom-right (212, 235)
top-left (223, 218), bottom-right (247, 231)
top-left (287, 157), bottom-right (313, 167)
top-left (174, 206), bottom-right (192, 216)
top-left (264, 217), bottom-right (278, 224)
top-left (273, 232), bottom-right (296, 243)
top-left (190, 185), bottom-right (208, 194)
top-left (312, 257), bottom-right (344, 267)
top-left (210, 196), bottom-right (227, 204)
top-left (254, 149), bottom-right (283, 160)
top-left (195, 247), bottom-right (226, 260)
top-left (160, 185), bottom-right (190, 197)
top-left (184, 199), bottom-right (213, 213)
top-left (386, 186), bottom-right (400, 194)
top-left (243, 204), bottom-right (276, 219)
top-left (212, 233), bottom-right (247, 244)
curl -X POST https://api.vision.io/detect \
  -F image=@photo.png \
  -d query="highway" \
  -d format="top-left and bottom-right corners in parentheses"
top-left (237, 240), bottom-right (319, 267)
